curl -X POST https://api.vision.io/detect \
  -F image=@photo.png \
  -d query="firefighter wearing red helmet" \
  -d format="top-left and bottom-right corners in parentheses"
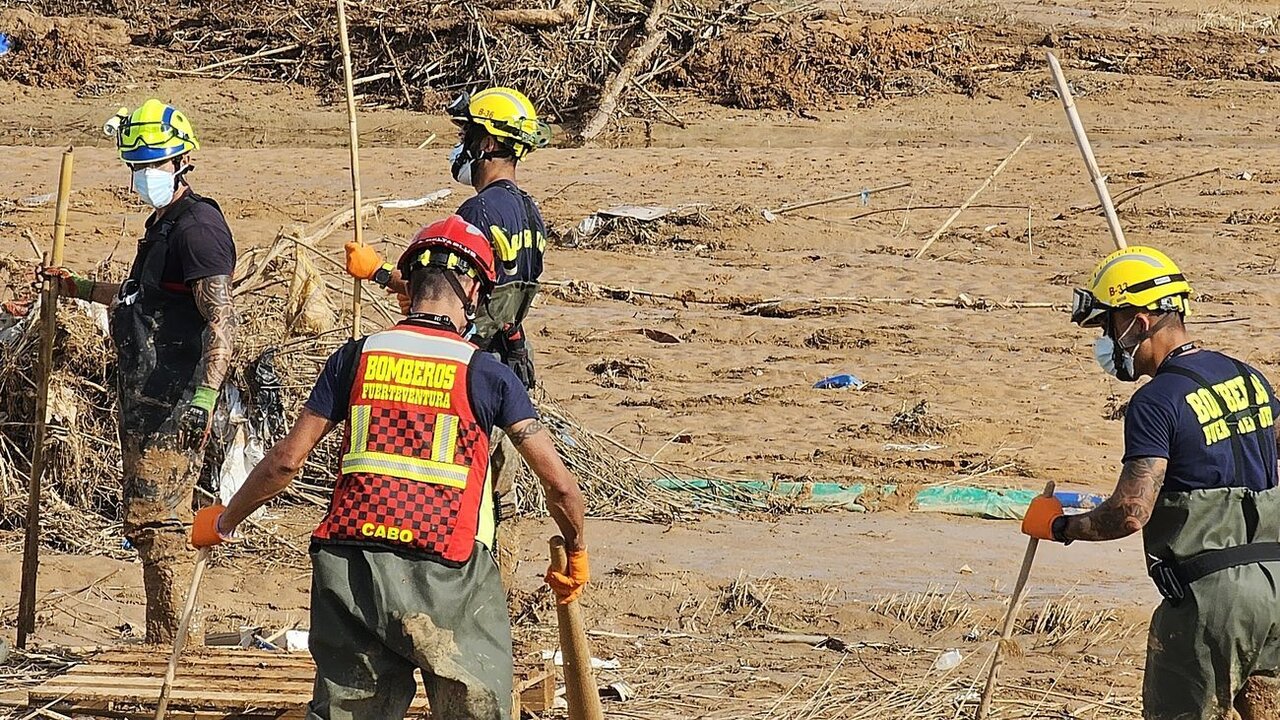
top-left (193, 216), bottom-right (588, 720)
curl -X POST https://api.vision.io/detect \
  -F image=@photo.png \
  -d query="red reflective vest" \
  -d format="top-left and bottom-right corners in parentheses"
top-left (312, 322), bottom-right (494, 565)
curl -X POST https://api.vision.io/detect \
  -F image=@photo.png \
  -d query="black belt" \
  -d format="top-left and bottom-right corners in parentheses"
top-left (1149, 542), bottom-right (1280, 604)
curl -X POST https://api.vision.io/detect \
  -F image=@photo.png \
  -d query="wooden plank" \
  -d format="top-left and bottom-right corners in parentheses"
top-left (30, 676), bottom-right (315, 692)
top-left (30, 683), bottom-right (429, 711)
top-left (46, 707), bottom-right (297, 720)
top-left (22, 647), bottom-right (440, 716)
top-left (62, 661), bottom-right (317, 676)
top-left (86, 652), bottom-right (316, 668)
top-left (29, 685), bottom-right (308, 707)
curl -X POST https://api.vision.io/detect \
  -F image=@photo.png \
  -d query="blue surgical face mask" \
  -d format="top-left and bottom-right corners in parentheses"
top-left (449, 143), bottom-right (475, 186)
top-left (131, 167), bottom-right (177, 208)
top-left (1094, 317), bottom-right (1140, 381)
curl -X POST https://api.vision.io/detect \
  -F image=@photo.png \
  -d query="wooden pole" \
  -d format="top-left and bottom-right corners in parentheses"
top-left (153, 547), bottom-right (210, 720)
top-left (976, 480), bottom-right (1056, 719)
top-left (17, 147), bottom-right (74, 649)
top-left (549, 536), bottom-right (604, 720)
top-left (914, 135), bottom-right (1032, 260)
top-left (579, 0), bottom-right (669, 143)
top-left (336, 0), bottom-right (364, 339)
top-left (1046, 52), bottom-right (1127, 251)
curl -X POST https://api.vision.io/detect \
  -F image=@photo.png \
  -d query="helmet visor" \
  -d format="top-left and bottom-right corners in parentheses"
top-left (447, 93), bottom-right (473, 126)
top-left (117, 119), bottom-right (188, 153)
top-left (1071, 288), bottom-right (1109, 327)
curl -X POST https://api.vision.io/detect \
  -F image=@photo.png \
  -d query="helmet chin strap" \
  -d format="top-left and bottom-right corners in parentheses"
top-left (441, 271), bottom-right (479, 335)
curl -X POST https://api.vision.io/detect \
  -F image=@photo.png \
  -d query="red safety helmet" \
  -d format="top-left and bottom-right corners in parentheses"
top-left (397, 215), bottom-right (496, 289)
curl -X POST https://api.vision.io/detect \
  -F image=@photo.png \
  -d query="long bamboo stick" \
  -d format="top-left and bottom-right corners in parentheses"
top-left (153, 547), bottom-right (210, 720)
top-left (914, 135), bottom-right (1032, 259)
top-left (336, 0), bottom-right (365, 338)
top-left (1047, 52), bottom-right (1126, 250)
top-left (17, 147), bottom-right (74, 649)
top-left (976, 480), bottom-right (1056, 718)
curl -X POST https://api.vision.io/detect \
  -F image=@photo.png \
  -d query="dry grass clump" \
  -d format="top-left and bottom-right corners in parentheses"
top-left (1017, 595), bottom-right (1120, 649)
top-left (888, 400), bottom-right (956, 438)
top-left (871, 584), bottom-right (973, 634)
top-left (720, 572), bottom-right (778, 631)
top-left (0, 258), bottom-right (126, 555)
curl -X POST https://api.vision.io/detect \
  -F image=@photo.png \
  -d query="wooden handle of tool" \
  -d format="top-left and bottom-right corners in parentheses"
top-left (550, 536), bottom-right (604, 720)
top-left (336, 0), bottom-right (365, 339)
top-left (16, 147), bottom-right (75, 650)
top-left (154, 546), bottom-right (211, 720)
top-left (976, 480), bottom-right (1055, 719)
top-left (1046, 52), bottom-right (1127, 251)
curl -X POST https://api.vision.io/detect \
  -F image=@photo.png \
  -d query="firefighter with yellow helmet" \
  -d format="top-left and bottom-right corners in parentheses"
top-left (1022, 246), bottom-right (1280, 717)
top-left (348, 87), bottom-right (551, 378)
top-left (42, 99), bottom-right (238, 644)
top-left (346, 88), bottom-right (553, 588)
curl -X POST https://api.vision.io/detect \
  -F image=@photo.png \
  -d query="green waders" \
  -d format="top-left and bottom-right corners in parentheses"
top-left (474, 281), bottom-right (539, 596)
top-left (1142, 487), bottom-right (1280, 719)
top-left (307, 543), bottom-right (514, 720)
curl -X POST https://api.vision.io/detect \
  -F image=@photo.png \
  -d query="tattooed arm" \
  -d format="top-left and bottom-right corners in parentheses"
top-left (508, 418), bottom-right (587, 550)
top-left (1063, 457), bottom-right (1167, 541)
top-left (192, 274), bottom-right (238, 390)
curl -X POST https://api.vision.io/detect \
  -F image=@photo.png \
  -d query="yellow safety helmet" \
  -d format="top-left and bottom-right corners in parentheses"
top-left (1071, 246), bottom-right (1192, 328)
top-left (447, 87), bottom-right (551, 159)
top-left (104, 99), bottom-right (200, 165)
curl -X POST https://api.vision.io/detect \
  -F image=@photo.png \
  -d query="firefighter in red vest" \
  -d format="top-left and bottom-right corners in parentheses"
top-left (190, 215), bottom-right (588, 720)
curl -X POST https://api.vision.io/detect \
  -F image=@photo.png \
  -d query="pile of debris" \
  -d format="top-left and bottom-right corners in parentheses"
top-left (686, 14), bottom-right (980, 112)
top-left (8, 0), bottom-right (750, 126)
top-left (3, 0), bottom-right (992, 127)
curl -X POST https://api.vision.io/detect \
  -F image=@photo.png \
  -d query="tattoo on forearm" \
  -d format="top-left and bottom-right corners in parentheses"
top-left (1069, 457), bottom-right (1166, 541)
top-left (193, 274), bottom-right (238, 389)
top-left (509, 420), bottom-right (545, 446)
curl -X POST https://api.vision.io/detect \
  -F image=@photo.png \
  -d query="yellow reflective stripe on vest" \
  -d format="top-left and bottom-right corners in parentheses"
top-left (476, 465), bottom-right (496, 550)
top-left (340, 450), bottom-right (470, 489)
top-left (349, 405), bottom-right (372, 453)
top-left (433, 414), bottom-right (459, 463)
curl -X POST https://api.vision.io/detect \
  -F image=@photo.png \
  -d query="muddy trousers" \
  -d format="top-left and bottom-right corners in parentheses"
top-left (1143, 563), bottom-right (1280, 719)
top-left (121, 434), bottom-right (201, 646)
top-left (307, 543), bottom-right (514, 720)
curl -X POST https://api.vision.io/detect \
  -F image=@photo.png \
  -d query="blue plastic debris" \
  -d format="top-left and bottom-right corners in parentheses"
top-left (813, 373), bottom-right (866, 390)
top-left (0, 34), bottom-right (10, 57)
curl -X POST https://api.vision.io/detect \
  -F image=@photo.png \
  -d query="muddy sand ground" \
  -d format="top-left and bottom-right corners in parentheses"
top-left (4, 0), bottom-right (1280, 716)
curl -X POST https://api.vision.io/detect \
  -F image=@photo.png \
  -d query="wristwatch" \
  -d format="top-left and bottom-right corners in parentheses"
top-left (371, 262), bottom-right (394, 287)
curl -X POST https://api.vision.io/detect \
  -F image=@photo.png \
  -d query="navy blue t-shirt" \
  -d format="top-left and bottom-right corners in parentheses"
top-left (144, 194), bottom-right (237, 292)
top-left (1124, 349), bottom-right (1279, 493)
top-left (456, 179), bottom-right (547, 286)
top-left (304, 326), bottom-right (537, 434)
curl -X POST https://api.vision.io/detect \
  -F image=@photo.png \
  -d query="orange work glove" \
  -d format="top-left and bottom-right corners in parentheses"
top-left (545, 548), bottom-right (590, 604)
top-left (1021, 495), bottom-right (1068, 543)
top-left (345, 241), bottom-right (383, 281)
top-left (191, 504), bottom-right (231, 548)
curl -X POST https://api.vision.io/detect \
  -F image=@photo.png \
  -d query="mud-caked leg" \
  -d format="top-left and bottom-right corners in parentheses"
top-left (121, 436), bottom-right (201, 646)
